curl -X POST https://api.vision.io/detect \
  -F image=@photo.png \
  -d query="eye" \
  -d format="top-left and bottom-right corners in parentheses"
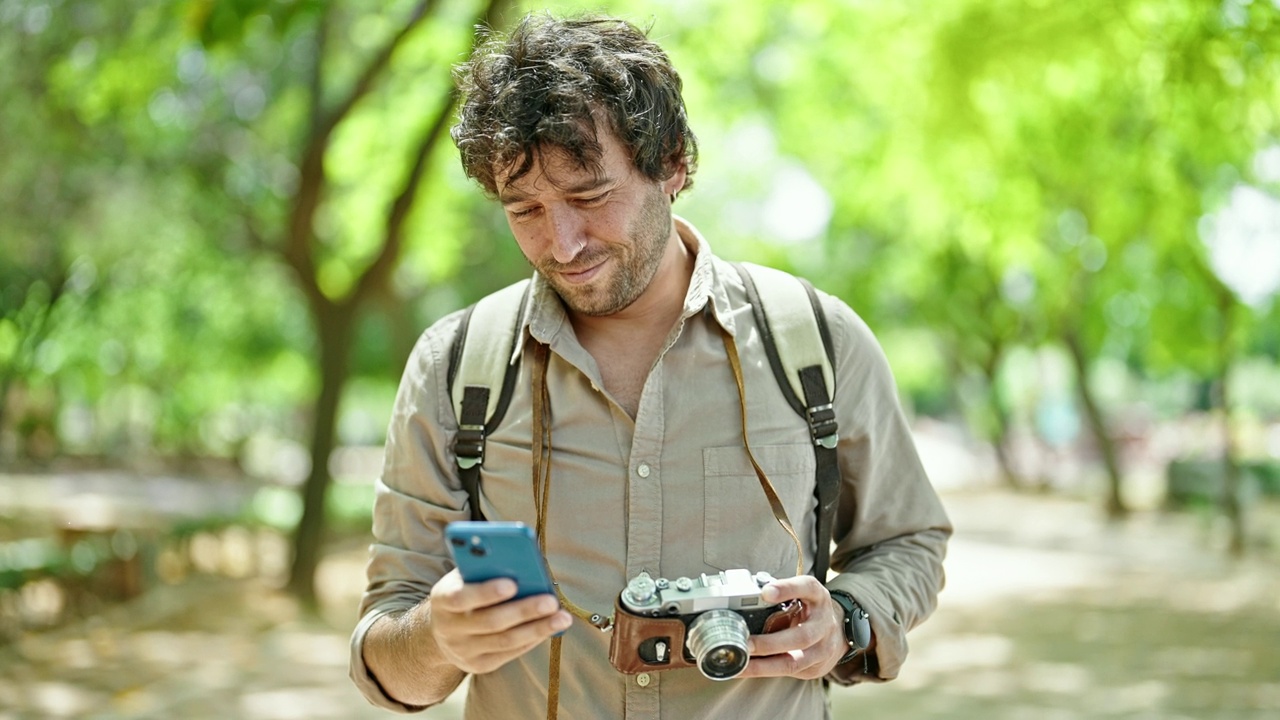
top-left (574, 192), bottom-right (611, 208)
top-left (508, 205), bottom-right (542, 221)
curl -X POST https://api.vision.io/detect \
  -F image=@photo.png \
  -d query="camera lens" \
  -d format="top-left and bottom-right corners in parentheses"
top-left (686, 609), bottom-right (750, 681)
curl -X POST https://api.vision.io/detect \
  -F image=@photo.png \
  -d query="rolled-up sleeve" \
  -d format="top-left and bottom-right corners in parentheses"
top-left (349, 312), bottom-right (472, 711)
top-left (819, 294), bottom-right (952, 686)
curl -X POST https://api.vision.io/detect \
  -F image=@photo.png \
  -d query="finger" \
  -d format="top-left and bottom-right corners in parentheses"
top-left (461, 594), bottom-right (565, 636)
top-left (451, 607), bottom-right (573, 658)
top-left (434, 594), bottom-right (564, 651)
top-left (747, 621), bottom-right (824, 657)
top-left (431, 573), bottom-right (519, 613)
top-left (738, 649), bottom-right (825, 680)
top-left (465, 616), bottom-right (568, 673)
top-left (759, 575), bottom-right (826, 605)
top-left (442, 609), bottom-right (573, 673)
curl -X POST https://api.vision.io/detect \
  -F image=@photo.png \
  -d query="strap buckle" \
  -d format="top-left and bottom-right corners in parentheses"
top-left (806, 403), bottom-right (838, 448)
top-left (455, 423), bottom-right (485, 469)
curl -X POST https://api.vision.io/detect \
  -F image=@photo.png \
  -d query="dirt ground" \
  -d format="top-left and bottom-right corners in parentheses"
top-left (1, 487), bottom-right (1277, 719)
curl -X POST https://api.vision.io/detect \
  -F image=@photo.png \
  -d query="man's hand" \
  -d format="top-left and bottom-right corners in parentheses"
top-left (739, 575), bottom-right (850, 680)
top-left (428, 568), bottom-right (573, 674)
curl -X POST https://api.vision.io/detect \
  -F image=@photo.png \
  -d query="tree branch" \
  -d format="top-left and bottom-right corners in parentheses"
top-left (285, 0), bottom-right (441, 303)
top-left (351, 84), bottom-right (459, 305)
top-left (308, 3), bottom-right (330, 138)
top-left (325, 0), bottom-right (440, 140)
top-left (351, 0), bottom-right (514, 305)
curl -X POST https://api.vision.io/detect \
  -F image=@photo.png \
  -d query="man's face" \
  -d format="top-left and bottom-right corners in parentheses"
top-left (495, 131), bottom-right (684, 317)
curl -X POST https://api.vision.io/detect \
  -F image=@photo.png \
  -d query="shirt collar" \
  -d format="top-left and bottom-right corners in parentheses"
top-left (675, 215), bottom-right (736, 335)
top-left (512, 214), bottom-right (736, 363)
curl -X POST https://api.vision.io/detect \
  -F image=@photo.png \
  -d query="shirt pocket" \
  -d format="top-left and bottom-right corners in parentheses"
top-left (702, 443), bottom-right (816, 576)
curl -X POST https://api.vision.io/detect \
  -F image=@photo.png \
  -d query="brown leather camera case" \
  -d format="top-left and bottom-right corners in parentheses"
top-left (608, 597), bottom-right (804, 675)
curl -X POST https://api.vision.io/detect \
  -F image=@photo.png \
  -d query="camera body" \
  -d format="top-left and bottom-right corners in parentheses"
top-left (607, 569), bottom-right (803, 681)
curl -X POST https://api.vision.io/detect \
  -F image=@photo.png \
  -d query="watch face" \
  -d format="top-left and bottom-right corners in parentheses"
top-left (833, 592), bottom-right (870, 649)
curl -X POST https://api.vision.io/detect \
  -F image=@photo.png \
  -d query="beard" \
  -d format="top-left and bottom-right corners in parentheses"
top-left (536, 185), bottom-right (672, 317)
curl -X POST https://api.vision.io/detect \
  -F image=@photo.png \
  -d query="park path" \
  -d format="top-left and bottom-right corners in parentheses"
top-left (1, 488), bottom-right (1277, 719)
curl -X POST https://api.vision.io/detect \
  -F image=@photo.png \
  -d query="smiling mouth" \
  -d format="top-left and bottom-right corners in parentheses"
top-left (555, 258), bottom-right (607, 285)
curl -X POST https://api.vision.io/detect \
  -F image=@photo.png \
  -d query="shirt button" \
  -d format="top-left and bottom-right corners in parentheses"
top-left (636, 463), bottom-right (651, 478)
top-left (637, 673), bottom-right (651, 687)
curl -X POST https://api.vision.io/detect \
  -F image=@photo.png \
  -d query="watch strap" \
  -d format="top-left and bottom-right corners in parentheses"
top-left (829, 590), bottom-right (870, 665)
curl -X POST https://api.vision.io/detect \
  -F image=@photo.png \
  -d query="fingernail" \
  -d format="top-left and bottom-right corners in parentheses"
top-left (540, 596), bottom-right (560, 614)
top-left (553, 612), bottom-right (572, 630)
top-left (761, 586), bottom-right (778, 603)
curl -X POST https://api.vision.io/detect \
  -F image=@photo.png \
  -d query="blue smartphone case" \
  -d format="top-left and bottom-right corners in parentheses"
top-left (445, 521), bottom-right (557, 599)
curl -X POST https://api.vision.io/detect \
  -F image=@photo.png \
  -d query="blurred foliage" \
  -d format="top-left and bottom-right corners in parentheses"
top-left (1, 0), bottom-right (1279, 530)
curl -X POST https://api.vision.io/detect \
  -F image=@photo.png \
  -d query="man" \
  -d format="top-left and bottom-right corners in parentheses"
top-left (350, 12), bottom-right (950, 719)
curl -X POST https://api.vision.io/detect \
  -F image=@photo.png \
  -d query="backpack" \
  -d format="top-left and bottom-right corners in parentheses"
top-left (446, 262), bottom-right (841, 580)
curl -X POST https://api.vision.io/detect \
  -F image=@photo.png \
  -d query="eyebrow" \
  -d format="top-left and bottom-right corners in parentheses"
top-left (499, 175), bottom-right (615, 205)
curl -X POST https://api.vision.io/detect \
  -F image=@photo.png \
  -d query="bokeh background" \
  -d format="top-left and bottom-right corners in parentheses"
top-left (2, 0), bottom-right (1279, 718)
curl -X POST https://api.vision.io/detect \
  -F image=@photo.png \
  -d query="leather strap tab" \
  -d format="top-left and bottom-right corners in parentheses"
top-left (762, 599), bottom-right (805, 633)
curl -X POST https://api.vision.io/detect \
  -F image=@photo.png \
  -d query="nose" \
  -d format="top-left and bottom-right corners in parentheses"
top-left (545, 207), bottom-right (586, 264)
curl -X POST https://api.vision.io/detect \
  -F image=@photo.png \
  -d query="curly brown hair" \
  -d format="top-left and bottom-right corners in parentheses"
top-left (451, 12), bottom-right (698, 197)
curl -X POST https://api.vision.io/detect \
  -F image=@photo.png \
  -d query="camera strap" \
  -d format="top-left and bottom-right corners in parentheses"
top-left (721, 327), bottom-right (807, 578)
top-left (531, 341), bottom-right (604, 720)
top-left (529, 325), bottom-right (806, 720)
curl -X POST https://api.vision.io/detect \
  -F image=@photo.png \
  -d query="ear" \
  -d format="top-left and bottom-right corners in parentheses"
top-left (661, 160), bottom-right (687, 199)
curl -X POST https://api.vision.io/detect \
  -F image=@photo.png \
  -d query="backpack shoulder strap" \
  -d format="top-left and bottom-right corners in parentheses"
top-left (731, 262), bottom-right (840, 581)
top-left (446, 279), bottom-right (532, 521)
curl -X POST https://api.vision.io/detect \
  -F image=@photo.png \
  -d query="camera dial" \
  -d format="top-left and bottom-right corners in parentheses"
top-left (622, 572), bottom-right (659, 608)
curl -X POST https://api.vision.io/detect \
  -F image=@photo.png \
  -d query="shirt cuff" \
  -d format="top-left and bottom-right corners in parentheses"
top-left (824, 574), bottom-right (903, 686)
top-left (349, 602), bottom-right (431, 713)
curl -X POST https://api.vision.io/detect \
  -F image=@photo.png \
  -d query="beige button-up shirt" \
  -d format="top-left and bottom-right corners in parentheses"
top-left (350, 219), bottom-right (951, 719)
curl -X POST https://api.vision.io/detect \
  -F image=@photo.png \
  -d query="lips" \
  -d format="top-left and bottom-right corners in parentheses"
top-left (558, 262), bottom-right (605, 284)
top-left (548, 251), bottom-right (609, 285)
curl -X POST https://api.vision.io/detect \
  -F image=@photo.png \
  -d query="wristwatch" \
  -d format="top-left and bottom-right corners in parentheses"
top-left (828, 590), bottom-right (871, 665)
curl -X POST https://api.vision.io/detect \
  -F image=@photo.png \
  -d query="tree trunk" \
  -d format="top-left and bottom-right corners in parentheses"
top-left (0, 276), bottom-right (65, 465)
top-left (287, 300), bottom-right (357, 605)
top-left (939, 336), bottom-right (1021, 489)
top-left (0, 366), bottom-right (16, 461)
top-left (1064, 329), bottom-right (1126, 519)
top-left (989, 407), bottom-right (1021, 490)
top-left (381, 289), bottom-right (420, 376)
top-left (980, 345), bottom-right (1023, 490)
top-left (1215, 291), bottom-right (1245, 557)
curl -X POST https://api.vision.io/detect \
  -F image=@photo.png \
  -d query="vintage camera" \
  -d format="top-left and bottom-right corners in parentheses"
top-left (607, 569), bottom-right (803, 681)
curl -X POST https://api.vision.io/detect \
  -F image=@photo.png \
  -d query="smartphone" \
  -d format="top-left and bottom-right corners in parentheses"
top-left (445, 521), bottom-right (558, 600)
